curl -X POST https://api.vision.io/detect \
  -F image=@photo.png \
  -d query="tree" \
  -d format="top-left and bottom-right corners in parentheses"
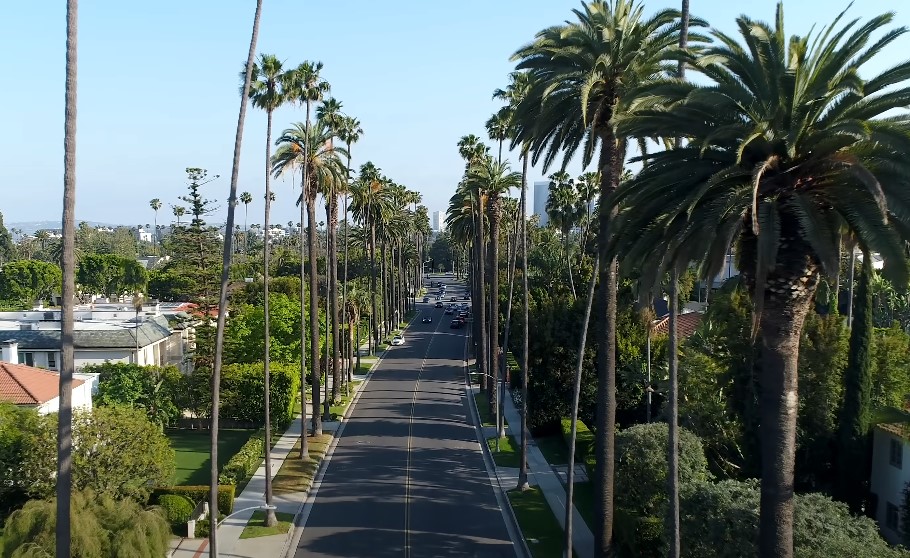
top-left (21, 407), bottom-right (174, 502)
top-left (225, 294), bottom-right (302, 364)
top-left (0, 259), bottom-right (62, 305)
top-left (58, 3), bottom-right (78, 555)
top-left (149, 198), bottom-right (162, 246)
top-left (338, 114), bottom-right (363, 385)
top-left (2, 490), bottom-right (171, 558)
top-left (0, 211), bottom-right (15, 265)
top-left (611, 5), bottom-right (910, 555)
top-left (208, 2), bottom-right (262, 552)
top-left (247, 52), bottom-right (286, 527)
top-left (77, 254), bottom-right (147, 299)
top-left (545, 171), bottom-right (580, 298)
top-left (511, 2), bottom-right (692, 550)
top-left (171, 205), bottom-right (186, 225)
top-left (0, 404), bottom-right (42, 515)
top-left (90, 362), bottom-right (183, 428)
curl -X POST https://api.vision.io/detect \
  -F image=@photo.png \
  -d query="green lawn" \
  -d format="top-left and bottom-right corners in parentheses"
top-left (571, 481), bottom-right (596, 531)
top-left (166, 429), bottom-right (256, 486)
top-left (474, 392), bottom-right (495, 426)
top-left (536, 435), bottom-right (570, 465)
top-left (508, 488), bottom-right (572, 558)
top-left (273, 434), bottom-right (333, 495)
top-left (240, 510), bottom-right (295, 539)
top-left (487, 434), bottom-right (521, 468)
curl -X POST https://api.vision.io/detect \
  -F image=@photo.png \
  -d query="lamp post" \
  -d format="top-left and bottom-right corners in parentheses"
top-left (209, 504), bottom-right (277, 558)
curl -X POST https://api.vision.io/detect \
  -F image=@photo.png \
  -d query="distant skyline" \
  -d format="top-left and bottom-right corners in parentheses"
top-left (2, 1), bottom-right (907, 227)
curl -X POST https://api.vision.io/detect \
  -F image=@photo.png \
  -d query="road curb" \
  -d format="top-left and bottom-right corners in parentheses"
top-left (463, 338), bottom-right (533, 558)
top-left (281, 312), bottom-right (419, 558)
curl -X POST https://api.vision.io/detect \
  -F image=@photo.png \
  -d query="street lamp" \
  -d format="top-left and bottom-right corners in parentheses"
top-left (209, 504), bottom-right (276, 558)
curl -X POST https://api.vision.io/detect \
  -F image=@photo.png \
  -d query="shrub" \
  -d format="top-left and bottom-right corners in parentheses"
top-left (615, 423), bottom-right (711, 517)
top-left (221, 362), bottom-right (300, 429)
top-left (614, 509), bottom-right (663, 558)
top-left (157, 494), bottom-right (194, 524)
top-left (560, 417), bottom-right (595, 472)
top-left (149, 485), bottom-right (235, 516)
top-left (218, 431), bottom-right (265, 486)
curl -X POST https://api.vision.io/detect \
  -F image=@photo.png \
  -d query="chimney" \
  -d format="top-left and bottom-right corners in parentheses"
top-left (1, 341), bottom-right (19, 364)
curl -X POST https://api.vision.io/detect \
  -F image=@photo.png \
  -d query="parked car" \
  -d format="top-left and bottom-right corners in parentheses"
top-left (450, 319), bottom-right (463, 329)
top-left (391, 335), bottom-right (405, 346)
top-left (435, 301), bottom-right (444, 308)
top-left (421, 316), bottom-right (432, 323)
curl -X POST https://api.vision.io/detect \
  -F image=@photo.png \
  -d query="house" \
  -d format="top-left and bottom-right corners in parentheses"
top-left (652, 311), bottom-right (704, 340)
top-left (0, 360), bottom-right (93, 415)
top-left (870, 423), bottom-right (909, 543)
top-left (0, 303), bottom-right (189, 372)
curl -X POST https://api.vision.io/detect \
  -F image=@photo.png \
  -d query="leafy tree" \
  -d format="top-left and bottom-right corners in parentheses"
top-left (1, 490), bottom-right (171, 558)
top-left (871, 323), bottom-right (910, 410)
top-left (220, 361), bottom-right (300, 429)
top-left (225, 293), bottom-right (303, 365)
top-left (89, 362), bottom-right (183, 428)
top-left (20, 406), bottom-right (175, 501)
top-left (0, 211), bottom-right (14, 264)
top-left (0, 404), bottom-right (42, 516)
top-left (147, 268), bottom-right (196, 301)
top-left (0, 259), bottom-right (62, 305)
top-left (77, 254), bottom-right (147, 298)
top-left (428, 233), bottom-right (454, 274)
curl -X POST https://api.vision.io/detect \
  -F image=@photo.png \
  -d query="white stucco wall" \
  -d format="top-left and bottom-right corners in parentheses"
top-left (870, 426), bottom-right (910, 543)
top-left (36, 375), bottom-right (93, 415)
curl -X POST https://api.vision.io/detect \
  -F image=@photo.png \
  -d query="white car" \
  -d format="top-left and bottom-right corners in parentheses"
top-left (390, 335), bottom-right (405, 346)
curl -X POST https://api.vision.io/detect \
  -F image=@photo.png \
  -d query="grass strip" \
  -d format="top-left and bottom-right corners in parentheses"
top-left (272, 433), bottom-right (333, 495)
top-left (535, 435), bottom-right (570, 466)
top-left (486, 434), bottom-right (521, 468)
top-left (474, 392), bottom-right (495, 426)
top-left (239, 510), bottom-right (295, 539)
top-left (507, 487), bottom-right (570, 558)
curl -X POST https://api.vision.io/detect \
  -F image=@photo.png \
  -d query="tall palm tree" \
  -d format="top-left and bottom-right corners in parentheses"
top-left (247, 51), bottom-right (286, 527)
top-left (485, 109), bottom-right (511, 164)
top-left (285, 61), bottom-right (330, 435)
top-left (57, 2), bottom-right (78, 555)
top-left (575, 171), bottom-right (599, 255)
top-left (149, 198), bottom-right (162, 245)
top-left (240, 191), bottom-right (253, 251)
top-left (546, 171), bottom-right (581, 298)
top-left (610, 5), bottom-right (910, 555)
top-left (338, 115), bottom-right (363, 382)
top-left (172, 205), bottom-right (186, 225)
top-left (511, 2), bottom-right (692, 550)
top-left (350, 162), bottom-right (387, 353)
top-left (208, 6), bottom-right (263, 551)
top-left (467, 157), bottom-right (520, 428)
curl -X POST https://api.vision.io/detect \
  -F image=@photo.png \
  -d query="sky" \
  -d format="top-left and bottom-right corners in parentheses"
top-left (1, 0), bottom-right (909, 229)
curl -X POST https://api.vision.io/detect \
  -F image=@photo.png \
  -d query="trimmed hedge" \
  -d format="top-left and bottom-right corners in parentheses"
top-left (157, 494), bottom-right (194, 525)
top-left (221, 363), bottom-right (300, 429)
top-left (561, 417), bottom-right (595, 473)
top-left (218, 431), bottom-right (264, 486)
top-left (149, 485), bottom-right (235, 516)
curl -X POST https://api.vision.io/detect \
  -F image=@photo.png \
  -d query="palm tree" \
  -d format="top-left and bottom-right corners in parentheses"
top-left (247, 51), bottom-right (286, 528)
top-left (149, 198), bottom-right (162, 245)
top-left (57, 1), bottom-right (78, 555)
top-left (172, 205), bottom-right (186, 225)
top-left (575, 171), bottom-right (599, 254)
top-left (338, 115), bottom-right (363, 381)
top-left (284, 61), bottom-right (330, 435)
top-left (350, 162), bottom-right (388, 353)
top-left (511, 2), bottom-right (691, 550)
top-left (610, 5), bottom-right (910, 555)
top-left (208, 5), bottom-right (263, 552)
top-left (467, 157), bottom-right (520, 429)
top-left (485, 109), bottom-right (511, 164)
top-left (545, 171), bottom-right (580, 298)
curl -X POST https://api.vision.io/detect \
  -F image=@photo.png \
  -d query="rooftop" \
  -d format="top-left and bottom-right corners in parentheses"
top-left (0, 362), bottom-right (83, 405)
top-left (0, 315), bottom-right (173, 349)
top-left (653, 311), bottom-right (704, 340)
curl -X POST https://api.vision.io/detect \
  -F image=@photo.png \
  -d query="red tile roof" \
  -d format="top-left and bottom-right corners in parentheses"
top-left (653, 312), bottom-right (704, 340)
top-left (0, 362), bottom-right (83, 406)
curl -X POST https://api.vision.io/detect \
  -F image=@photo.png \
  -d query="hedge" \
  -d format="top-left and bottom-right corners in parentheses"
top-left (149, 485), bottom-right (235, 516)
top-left (220, 363), bottom-right (300, 429)
top-left (157, 494), bottom-right (194, 525)
top-left (561, 417), bottom-right (595, 473)
top-left (218, 431), bottom-right (264, 486)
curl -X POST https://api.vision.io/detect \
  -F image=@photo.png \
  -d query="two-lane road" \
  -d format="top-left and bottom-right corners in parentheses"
top-left (292, 277), bottom-right (518, 558)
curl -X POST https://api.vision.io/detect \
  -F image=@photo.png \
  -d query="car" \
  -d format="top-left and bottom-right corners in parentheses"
top-left (435, 301), bottom-right (444, 308)
top-left (450, 296), bottom-right (457, 301)
top-left (422, 296), bottom-right (430, 303)
top-left (444, 308), bottom-right (454, 315)
top-left (435, 295), bottom-right (441, 300)
top-left (450, 319), bottom-right (463, 329)
top-left (421, 316), bottom-right (432, 323)
top-left (463, 294), bottom-right (470, 300)
top-left (390, 335), bottom-right (405, 346)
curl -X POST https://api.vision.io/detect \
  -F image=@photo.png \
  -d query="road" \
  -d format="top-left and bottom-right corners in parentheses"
top-left (291, 276), bottom-right (518, 558)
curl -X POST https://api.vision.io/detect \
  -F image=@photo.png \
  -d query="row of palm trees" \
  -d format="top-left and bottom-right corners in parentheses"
top-left (451, 0), bottom-right (910, 556)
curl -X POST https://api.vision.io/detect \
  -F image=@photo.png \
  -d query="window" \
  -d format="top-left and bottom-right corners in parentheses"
top-left (47, 352), bottom-right (56, 369)
top-left (17, 352), bottom-right (34, 367)
top-left (891, 438), bottom-right (904, 469)
top-left (887, 502), bottom-right (900, 531)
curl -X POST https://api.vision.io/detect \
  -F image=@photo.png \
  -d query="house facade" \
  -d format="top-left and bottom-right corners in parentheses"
top-left (0, 361), bottom-right (94, 415)
top-left (870, 423), bottom-right (909, 543)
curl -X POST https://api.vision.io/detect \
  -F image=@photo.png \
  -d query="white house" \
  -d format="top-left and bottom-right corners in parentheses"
top-left (870, 423), bottom-right (909, 543)
top-left (0, 361), bottom-right (94, 415)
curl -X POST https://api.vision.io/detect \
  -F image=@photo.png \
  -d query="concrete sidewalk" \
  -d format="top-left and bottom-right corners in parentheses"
top-left (494, 383), bottom-right (596, 558)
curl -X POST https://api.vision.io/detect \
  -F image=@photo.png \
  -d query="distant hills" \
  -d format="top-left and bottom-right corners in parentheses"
top-left (7, 221), bottom-right (121, 236)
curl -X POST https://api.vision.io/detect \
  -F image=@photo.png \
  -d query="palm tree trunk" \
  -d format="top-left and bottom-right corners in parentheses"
top-left (518, 150), bottom-right (531, 490)
top-left (476, 200), bottom-right (489, 394)
top-left (565, 227), bottom-right (576, 299)
top-left (341, 152), bottom-right (352, 384)
top-left (489, 195), bottom-right (501, 432)
top-left (261, 108), bottom-right (277, 527)
top-left (307, 191), bottom-right (322, 436)
top-left (208, 3), bottom-right (262, 550)
top-left (594, 130), bottom-right (624, 555)
top-left (298, 166), bottom-right (309, 458)
top-left (369, 221), bottom-right (379, 351)
top-left (566, 255), bottom-right (599, 558)
top-left (58, 2), bottom-right (78, 555)
top-left (499, 203), bottom-right (521, 440)
top-left (329, 199), bottom-right (341, 403)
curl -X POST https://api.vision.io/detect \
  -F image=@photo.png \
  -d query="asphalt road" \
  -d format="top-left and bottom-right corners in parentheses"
top-left (292, 276), bottom-right (518, 558)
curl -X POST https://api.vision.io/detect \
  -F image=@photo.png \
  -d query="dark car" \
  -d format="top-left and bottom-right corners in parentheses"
top-left (435, 301), bottom-right (444, 308)
top-left (463, 294), bottom-right (470, 300)
top-left (422, 296), bottom-right (430, 303)
top-left (421, 316), bottom-right (432, 323)
top-left (445, 308), bottom-right (454, 315)
top-left (450, 319), bottom-right (463, 329)
top-left (450, 296), bottom-right (457, 301)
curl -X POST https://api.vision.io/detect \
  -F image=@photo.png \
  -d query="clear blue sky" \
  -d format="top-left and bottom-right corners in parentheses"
top-left (1, 0), bottom-right (908, 227)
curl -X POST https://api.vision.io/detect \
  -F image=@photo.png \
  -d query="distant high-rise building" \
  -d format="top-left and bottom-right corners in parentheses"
top-left (431, 210), bottom-right (446, 232)
top-left (533, 181), bottom-right (550, 227)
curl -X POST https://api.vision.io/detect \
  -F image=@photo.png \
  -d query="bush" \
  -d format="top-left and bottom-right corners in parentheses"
top-left (157, 494), bottom-right (194, 525)
top-left (615, 423), bottom-right (711, 517)
top-left (221, 362), bottom-right (300, 429)
top-left (2, 490), bottom-right (170, 558)
top-left (614, 509), bottom-right (663, 558)
top-left (149, 485), bottom-right (235, 516)
top-left (218, 431), bottom-right (265, 486)
top-left (560, 417), bottom-right (595, 473)
top-left (680, 480), bottom-right (908, 557)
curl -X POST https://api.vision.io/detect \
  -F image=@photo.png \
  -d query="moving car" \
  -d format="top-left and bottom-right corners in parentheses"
top-left (450, 319), bottom-right (463, 329)
top-left (421, 316), bottom-right (432, 323)
top-left (422, 296), bottom-right (430, 303)
top-left (435, 301), bottom-right (444, 308)
top-left (445, 307), bottom-right (454, 315)
top-left (463, 294), bottom-right (470, 300)
top-left (450, 296), bottom-right (457, 301)
top-left (390, 335), bottom-right (405, 346)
